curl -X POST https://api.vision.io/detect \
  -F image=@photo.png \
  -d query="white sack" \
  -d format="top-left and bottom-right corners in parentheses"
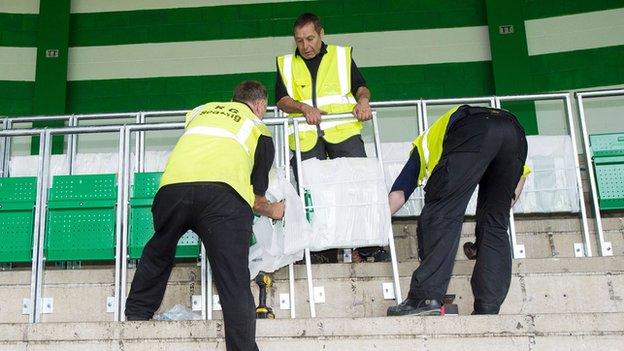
top-left (301, 157), bottom-right (391, 251)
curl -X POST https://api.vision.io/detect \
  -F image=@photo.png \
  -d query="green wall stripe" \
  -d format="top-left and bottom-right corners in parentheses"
top-left (0, 13), bottom-right (38, 47)
top-left (65, 61), bottom-right (493, 114)
top-left (31, 0), bottom-right (71, 155)
top-left (69, 0), bottom-right (486, 47)
top-left (525, 0), bottom-right (624, 20)
top-left (0, 80), bottom-right (35, 116)
top-left (529, 45), bottom-right (624, 92)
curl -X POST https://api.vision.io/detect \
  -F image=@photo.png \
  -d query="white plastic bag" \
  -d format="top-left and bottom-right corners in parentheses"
top-left (154, 304), bottom-right (201, 321)
top-left (301, 157), bottom-right (391, 251)
top-left (248, 167), bottom-right (311, 278)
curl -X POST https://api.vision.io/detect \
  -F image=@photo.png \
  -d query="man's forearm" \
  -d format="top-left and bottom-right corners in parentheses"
top-left (277, 96), bottom-right (308, 114)
top-left (355, 86), bottom-right (371, 103)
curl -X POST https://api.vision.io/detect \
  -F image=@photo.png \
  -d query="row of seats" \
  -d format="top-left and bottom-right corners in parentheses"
top-left (0, 172), bottom-right (199, 264)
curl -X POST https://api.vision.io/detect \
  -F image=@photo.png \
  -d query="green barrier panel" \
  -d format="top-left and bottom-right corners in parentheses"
top-left (590, 133), bottom-right (624, 210)
top-left (129, 172), bottom-right (199, 259)
top-left (45, 174), bottom-right (117, 261)
top-left (0, 177), bottom-right (37, 263)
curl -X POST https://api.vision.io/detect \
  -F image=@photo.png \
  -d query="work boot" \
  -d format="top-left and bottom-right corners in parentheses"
top-left (463, 241), bottom-right (477, 260)
top-left (387, 298), bottom-right (442, 316)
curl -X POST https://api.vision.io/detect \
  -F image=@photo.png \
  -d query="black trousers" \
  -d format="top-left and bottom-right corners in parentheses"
top-left (407, 108), bottom-right (527, 314)
top-left (125, 183), bottom-right (258, 351)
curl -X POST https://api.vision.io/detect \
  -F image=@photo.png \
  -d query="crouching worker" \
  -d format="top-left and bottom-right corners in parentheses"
top-left (387, 105), bottom-right (530, 316)
top-left (125, 81), bottom-right (284, 351)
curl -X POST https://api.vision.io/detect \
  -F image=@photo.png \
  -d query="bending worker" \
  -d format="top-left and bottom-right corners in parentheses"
top-left (125, 81), bottom-right (283, 351)
top-left (387, 105), bottom-right (530, 316)
top-left (275, 12), bottom-right (387, 263)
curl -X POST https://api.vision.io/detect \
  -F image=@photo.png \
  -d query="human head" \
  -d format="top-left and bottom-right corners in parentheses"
top-left (293, 13), bottom-right (324, 59)
top-left (233, 80), bottom-right (268, 119)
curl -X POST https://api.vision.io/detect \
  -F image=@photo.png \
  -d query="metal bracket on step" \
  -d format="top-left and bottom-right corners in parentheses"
top-left (42, 298), bottom-right (53, 314)
top-left (106, 296), bottom-right (116, 313)
top-left (23, 298), bottom-right (54, 314)
top-left (601, 242), bottom-right (613, 257)
top-left (343, 249), bottom-right (352, 263)
top-left (279, 293), bottom-right (291, 310)
top-left (513, 244), bottom-right (526, 259)
top-left (191, 295), bottom-right (202, 311)
top-left (382, 282), bottom-right (395, 300)
top-left (574, 243), bottom-right (586, 258)
top-left (212, 295), bottom-right (222, 311)
top-left (313, 287), bottom-right (325, 304)
top-left (22, 298), bottom-right (30, 315)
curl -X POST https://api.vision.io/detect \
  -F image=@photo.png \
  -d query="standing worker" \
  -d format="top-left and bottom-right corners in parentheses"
top-left (387, 105), bottom-right (530, 316)
top-left (275, 12), bottom-right (387, 263)
top-left (125, 81), bottom-right (284, 351)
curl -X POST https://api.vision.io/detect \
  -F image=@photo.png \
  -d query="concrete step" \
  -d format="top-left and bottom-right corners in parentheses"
top-left (1, 312), bottom-right (623, 350)
top-left (392, 215), bottom-right (624, 261)
top-left (1, 256), bottom-right (622, 323)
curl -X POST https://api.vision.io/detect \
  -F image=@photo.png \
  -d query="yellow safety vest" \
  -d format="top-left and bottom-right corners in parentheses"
top-left (277, 45), bottom-right (362, 152)
top-left (412, 106), bottom-right (531, 185)
top-left (160, 101), bottom-right (271, 207)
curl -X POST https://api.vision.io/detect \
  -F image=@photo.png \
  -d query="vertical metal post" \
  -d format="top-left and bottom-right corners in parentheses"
top-left (68, 116), bottom-right (78, 175)
top-left (282, 118), bottom-right (296, 319)
top-left (28, 131), bottom-right (46, 323)
top-left (371, 113), bottom-right (402, 304)
top-left (30, 130), bottom-right (52, 323)
top-left (494, 98), bottom-right (523, 258)
top-left (1, 120), bottom-right (12, 177)
top-left (134, 113), bottom-right (141, 174)
top-left (118, 127), bottom-right (133, 321)
top-left (293, 119), bottom-right (316, 318)
top-left (0, 119), bottom-right (8, 177)
top-left (203, 246), bottom-right (213, 320)
top-left (113, 128), bottom-right (126, 321)
top-left (415, 101), bottom-right (426, 210)
top-left (564, 95), bottom-right (594, 256)
top-left (576, 94), bottom-right (610, 256)
top-left (138, 113), bottom-right (146, 173)
top-left (421, 101), bottom-right (430, 128)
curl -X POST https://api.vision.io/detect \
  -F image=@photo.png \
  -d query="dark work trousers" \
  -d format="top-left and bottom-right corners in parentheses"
top-left (125, 183), bottom-right (258, 351)
top-left (407, 110), bottom-right (527, 314)
top-left (289, 134), bottom-right (380, 259)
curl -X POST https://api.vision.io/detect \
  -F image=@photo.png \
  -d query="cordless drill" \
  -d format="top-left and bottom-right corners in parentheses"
top-left (255, 272), bottom-right (275, 319)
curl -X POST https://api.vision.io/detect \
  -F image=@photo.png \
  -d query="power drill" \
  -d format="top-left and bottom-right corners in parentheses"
top-left (255, 272), bottom-right (275, 319)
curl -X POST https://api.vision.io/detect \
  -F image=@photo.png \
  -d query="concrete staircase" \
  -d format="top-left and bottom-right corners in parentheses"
top-left (1, 214), bottom-right (623, 350)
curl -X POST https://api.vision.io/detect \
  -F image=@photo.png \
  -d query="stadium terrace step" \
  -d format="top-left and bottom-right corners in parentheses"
top-left (1, 312), bottom-right (623, 350)
top-left (393, 214), bottom-right (624, 261)
top-left (0, 256), bottom-right (621, 323)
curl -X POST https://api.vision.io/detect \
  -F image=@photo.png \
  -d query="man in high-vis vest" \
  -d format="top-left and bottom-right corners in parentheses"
top-left (386, 105), bottom-right (530, 316)
top-left (125, 81), bottom-right (283, 351)
top-left (276, 12), bottom-right (388, 263)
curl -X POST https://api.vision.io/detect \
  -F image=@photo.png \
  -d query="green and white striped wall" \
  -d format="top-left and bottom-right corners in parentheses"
top-left (1, 0), bottom-right (623, 132)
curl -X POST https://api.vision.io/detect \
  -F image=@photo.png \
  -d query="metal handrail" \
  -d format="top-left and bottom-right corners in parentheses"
top-left (575, 88), bottom-right (624, 256)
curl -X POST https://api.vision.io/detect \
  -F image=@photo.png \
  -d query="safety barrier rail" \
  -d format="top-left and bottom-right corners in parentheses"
top-left (1, 90), bottom-right (622, 325)
top-left (576, 88), bottom-right (624, 257)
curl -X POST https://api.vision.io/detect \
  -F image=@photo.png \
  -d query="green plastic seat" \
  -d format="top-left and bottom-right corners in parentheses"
top-left (590, 133), bottom-right (624, 210)
top-left (0, 177), bottom-right (37, 263)
top-left (129, 172), bottom-right (199, 259)
top-left (45, 174), bottom-right (117, 261)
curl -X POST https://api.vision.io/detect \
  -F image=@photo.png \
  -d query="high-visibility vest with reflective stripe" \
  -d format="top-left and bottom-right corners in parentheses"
top-left (160, 101), bottom-right (271, 207)
top-left (412, 106), bottom-right (531, 185)
top-left (277, 45), bottom-right (361, 151)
